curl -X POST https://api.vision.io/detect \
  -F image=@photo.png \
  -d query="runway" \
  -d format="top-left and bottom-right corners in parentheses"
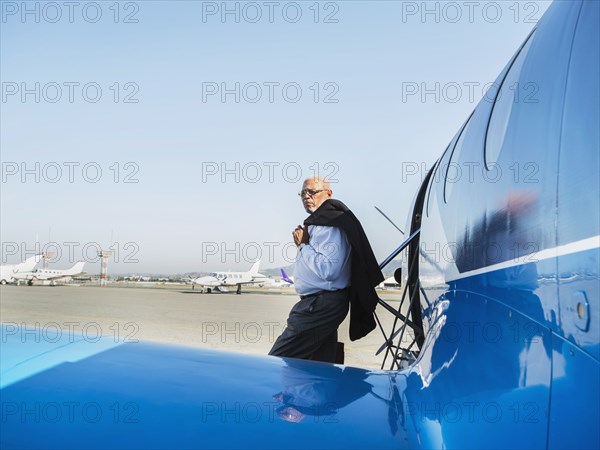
top-left (0, 285), bottom-right (407, 369)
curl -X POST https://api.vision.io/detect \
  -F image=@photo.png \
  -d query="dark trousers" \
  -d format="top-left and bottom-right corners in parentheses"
top-left (269, 289), bottom-right (350, 363)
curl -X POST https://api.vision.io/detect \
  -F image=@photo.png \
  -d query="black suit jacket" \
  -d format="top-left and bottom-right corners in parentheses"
top-left (304, 199), bottom-right (384, 341)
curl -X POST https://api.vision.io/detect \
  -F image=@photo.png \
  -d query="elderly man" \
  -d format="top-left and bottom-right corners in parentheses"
top-left (269, 177), bottom-right (383, 364)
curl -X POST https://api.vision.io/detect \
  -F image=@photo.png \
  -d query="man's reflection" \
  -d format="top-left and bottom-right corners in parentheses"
top-left (273, 360), bottom-right (374, 423)
top-left (454, 191), bottom-right (541, 274)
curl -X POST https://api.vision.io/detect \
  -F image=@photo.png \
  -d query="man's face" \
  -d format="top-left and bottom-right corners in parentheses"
top-left (300, 180), bottom-right (332, 213)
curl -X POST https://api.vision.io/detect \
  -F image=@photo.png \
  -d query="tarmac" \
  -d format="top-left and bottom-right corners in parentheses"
top-left (0, 284), bottom-right (409, 369)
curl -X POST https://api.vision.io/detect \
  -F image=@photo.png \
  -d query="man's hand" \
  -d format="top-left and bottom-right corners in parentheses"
top-left (293, 225), bottom-right (309, 247)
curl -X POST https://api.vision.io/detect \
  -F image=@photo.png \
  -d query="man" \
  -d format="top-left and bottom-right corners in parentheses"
top-left (269, 177), bottom-right (383, 364)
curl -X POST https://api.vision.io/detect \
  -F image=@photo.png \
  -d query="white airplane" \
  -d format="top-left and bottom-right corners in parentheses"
top-left (14, 261), bottom-right (86, 286)
top-left (260, 269), bottom-right (294, 288)
top-left (0, 254), bottom-right (43, 285)
top-left (191, 260), bottom-right (269, 294)
top-left (377, 276), bottom-right (401, 290)
top-left (259, 278), bottom-right (289, 289)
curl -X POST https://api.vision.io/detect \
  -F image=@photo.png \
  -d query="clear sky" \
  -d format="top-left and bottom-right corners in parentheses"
top-left (1, 0), bottom-right (551, 274)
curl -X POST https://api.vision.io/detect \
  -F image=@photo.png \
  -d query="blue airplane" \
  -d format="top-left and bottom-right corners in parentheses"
top-left (1, 1), bottom-right (598, 448)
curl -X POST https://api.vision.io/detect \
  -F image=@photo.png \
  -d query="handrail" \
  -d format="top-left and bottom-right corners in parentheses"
top-left (377, 228), bottom-right (420, 314)
top-left (378, 228), bottom-right (420, 271)
top-left (375, 227), bottom-right (423, 370)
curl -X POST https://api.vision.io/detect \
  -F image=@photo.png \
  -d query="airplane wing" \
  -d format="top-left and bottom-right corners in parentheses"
top-left (0, 324), bottom-right (403, 449)
top-left (1, 321), bottom-right (562, 449)
top-left (216, 280), bottom-right (263, 288)
top-left (43, 272), bottom-right (87, 281)
top-left (193, 278), bottom-right (222, 287)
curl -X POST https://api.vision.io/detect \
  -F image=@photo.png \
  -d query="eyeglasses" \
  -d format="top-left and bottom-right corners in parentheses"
top-left (298, 189), bottom-right (327, 198)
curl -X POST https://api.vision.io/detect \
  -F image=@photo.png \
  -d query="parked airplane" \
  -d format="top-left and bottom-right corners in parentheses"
top-left (1, 2), bottom-right (597, 448)
top-left (388, 2), bottom-right (599, 447)
top-left (13, 261), bottom-right (86, 285)
top-left (259, 269), bottom-right (294, 288)
top-left (377, 275), bottom-right (400, 290)
top-left (0, 254), bottom-right (43, 285)
top-left (191, 260), bottom-right (269, 294)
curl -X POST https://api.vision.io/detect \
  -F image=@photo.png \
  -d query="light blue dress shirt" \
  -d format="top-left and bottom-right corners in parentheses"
top-left (294, 225), bottom-right (352, 296)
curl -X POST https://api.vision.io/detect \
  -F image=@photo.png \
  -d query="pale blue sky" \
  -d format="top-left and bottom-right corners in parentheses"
top-left (1, 0), bottom-right (551, 273)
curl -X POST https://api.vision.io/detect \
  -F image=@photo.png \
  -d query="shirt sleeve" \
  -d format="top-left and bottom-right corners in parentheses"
top-left (297, 225), bottom-right (350, 282)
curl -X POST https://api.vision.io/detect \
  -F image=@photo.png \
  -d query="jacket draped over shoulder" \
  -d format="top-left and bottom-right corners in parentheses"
top-left (304, 199), bottom-right (384, 341)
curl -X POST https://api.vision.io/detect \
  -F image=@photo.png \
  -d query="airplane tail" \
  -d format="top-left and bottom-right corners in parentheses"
top-left (16, 254), bottom-right (43, 273)
top-left (280, 269), bottom-right (294, 284)
top-left (67, 261), bottom-right (86, 275)
top-left (249, 260), bottom-right (260, 274)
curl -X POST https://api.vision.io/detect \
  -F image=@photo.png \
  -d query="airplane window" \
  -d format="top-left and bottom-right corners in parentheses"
top-left (485, 31), bottom-right (536, 168)
top-left (426, 141), bottom-right (453, 217)
top-left (444, 113), bottom-right (474, 203)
